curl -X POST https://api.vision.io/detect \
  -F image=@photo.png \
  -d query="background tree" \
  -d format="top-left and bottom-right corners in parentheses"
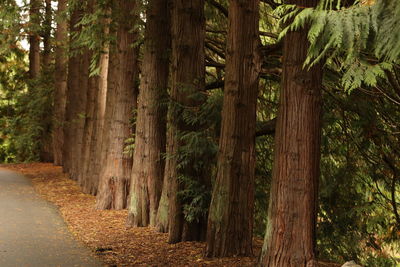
top-left (96, 0), bottom-right (139, 210)
top-left (52, 0), bottom-right (68, 166)
top-left (28, 0), bottom-right (40, 79)
top-left (165, 0), bottom-right (207, 243)
top-left (127, 0), bottom-right (170, 227)
top-left (63, 3), bottom-right (89, 179)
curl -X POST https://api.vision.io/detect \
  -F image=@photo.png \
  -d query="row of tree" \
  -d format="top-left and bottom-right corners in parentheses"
top-left (27, 0), bottom-right (322, 264)
top-left (1, 0), bottom-right (399, 266)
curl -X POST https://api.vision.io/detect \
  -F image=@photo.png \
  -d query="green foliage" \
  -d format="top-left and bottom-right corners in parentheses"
top-left (171, 90), bottom-right (222, 223)
top-left (0, 1), bottom-right (23, 55)
top-left (317, 71), bottom-right (400, 265)
top-left (0, 0), bottom-right (54, 162)
top-left (278, 0), bottom-right (400, 91)
top-left (3, 73), bottom-right (54, 162)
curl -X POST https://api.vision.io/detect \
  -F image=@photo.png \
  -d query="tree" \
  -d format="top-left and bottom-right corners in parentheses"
top-left (95, 0), bottom-right (139, 210)
top-left (28, 0), bottom-right (40, 79)
top-left (258, 0), bottom-right (323, 265)
top-left (79, 67), bottom-right (98, 193)
top-left (52, 0), bottom-right (68, 166)
top-left (165, 0), bottom-right (207, 243)
top-left (127, 0), bottom-right (170, 227)
top-left (38, 0), bottom-right (54, 163)
top-left (206, 0), bottom-right (261, 257)
top-left (42, 0), bottom-right (52, 68)
top-left (63, 4), bottom-right (89, 180)
top-left (82, 5), bottom-right (111, 195)
top-left (75, 0), bottom-right (100, 194)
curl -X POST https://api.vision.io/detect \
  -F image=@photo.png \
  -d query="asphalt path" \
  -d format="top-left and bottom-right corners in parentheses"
top-left (0, 168), bottom-right (103, 267)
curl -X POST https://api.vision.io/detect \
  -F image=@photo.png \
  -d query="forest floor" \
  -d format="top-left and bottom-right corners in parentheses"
top-left (1, 163), bottom-right (260, 267)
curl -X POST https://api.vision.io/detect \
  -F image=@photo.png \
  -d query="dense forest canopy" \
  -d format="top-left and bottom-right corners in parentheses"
top-left (0, 0), bottom-right (399, 266)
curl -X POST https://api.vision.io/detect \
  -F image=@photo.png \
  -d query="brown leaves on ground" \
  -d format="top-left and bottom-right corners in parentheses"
top-left (2, 163), bottom-right (259, 267)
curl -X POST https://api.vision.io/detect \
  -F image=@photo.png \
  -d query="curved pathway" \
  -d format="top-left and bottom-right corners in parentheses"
top-left (0, 169), bottom-right (103, 267)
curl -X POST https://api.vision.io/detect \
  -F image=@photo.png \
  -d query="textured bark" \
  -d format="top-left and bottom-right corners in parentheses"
top-left (52, 0), bottom-right (68, 166)
top-left (83, 12), bottom-right (111, 196)
top-left (127, 0), bottom-right (170, 227)
top-left (258, 0), bottom-right (323, 266)
top-left (156, 177), bottom-right (169, 232)
top-left (29, 0), bottom-right (40, 79)
top-left (75, 0), bottom-right (96, 190)
top-left (63, 7), bottom-right (89, 180)
top-left (206, 0), bottom-right (260, 257)
top-left (42, 0), bottom-right (52, 68)
top-left (79, 73), bottom-right (98, 193)
top-left (166, 0), bottom-right (206, 243)
top-left (96, 0), bottom-right (139, 210)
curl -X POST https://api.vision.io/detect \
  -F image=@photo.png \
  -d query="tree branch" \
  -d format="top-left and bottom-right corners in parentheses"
top-left (206, 0), bottom-right (228, 17)
top-left (206, 80), bottom-right (224, 90)
top-left (256, 118), bottom-right (277, 137)
top-left (205, 42), bottom-right (225, 59)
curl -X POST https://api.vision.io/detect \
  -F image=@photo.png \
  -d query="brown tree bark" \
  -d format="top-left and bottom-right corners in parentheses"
top-left (206, 0), bottom-right (260, 257)
top-left (63, 6), bottom-right (89, 180)
top-left (79, 73), bottom-right (98, 193)
top-left (37, 0), bottom-right (54, 162)
top-left (127, 0), bottom-right (170, 227)
top-left (75, 0), bottom-right (97, 191)
top-left (258, 0), bottom-right (323, 266)
top-left (42, 0), bottom-right (52, 68)
top-left (52, 0), bottom-right (68, 166)
top-left (165, 0), bottom-right (206, 243)
top-left (29, 0), bottom-right (40, 79)
top-left (95, 0), bottom-right (139, 210)
top-left (156, 176), bottom-right (169, 232)
top-left (83, 10), bottom-right (111, 196)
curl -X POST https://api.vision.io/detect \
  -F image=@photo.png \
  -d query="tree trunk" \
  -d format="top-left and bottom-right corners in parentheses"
top-left (126, 0), bottom-right (170, 228)
top-left (83, 10), bottom-right (111, 196)
top-left (258, 0), bottom-right (323, 266)
top-left (63, 7), bottom-right (89, 180)
top-left (52, 0), bottom-right (68, 166)
top-left (37, 0), bottom-right (54, 163)
top-left (42, 0), bottom-right (52, 68)
top-left (166, 0), bottom-right (206, 243)
top-left (156, 176), bottom-right (169, 232)
top-left (79, 73), bottom-right (98, 193)
top-left (29, 0), bottom-right (40, 79)
top-left (206, 0), bottom-right (260, 257)
top-left (95, 0), bottom-right (139, 210)
top-left (75, 0), bottom-right (97, 191)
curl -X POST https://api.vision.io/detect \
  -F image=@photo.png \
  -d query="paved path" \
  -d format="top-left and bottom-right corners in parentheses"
top-left (0, 169), bottom-right (103, 267)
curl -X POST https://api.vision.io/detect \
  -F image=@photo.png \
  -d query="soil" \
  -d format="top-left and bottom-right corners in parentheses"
top-left (1, 163), bottom-right (261, 267)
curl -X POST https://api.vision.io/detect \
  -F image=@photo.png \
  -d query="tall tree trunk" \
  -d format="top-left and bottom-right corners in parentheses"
top-left (29, 0), bottom-right (40, 79)
top-left (38, 0), bottom-right (54, 163)
top-left (126, 0), bottom-right (170, 228)
top-left (42, 0), bottom-right (52, 68)
top-left (79, 73), bottom-right (98, 192)
top-left (63, 6), bottom-right (89, 179)
top-left (166, 0), bottom-right (206, 243)
top-left (52, 0), bottom-right (68, 166)
top-left (76, 0), bottom-right (97, 189)
top-left (83, 10), bottom-right (111, 196)
top-left (95, 0), bottom-right (139, 210)
top-left (258, 0), bottom-right (323, 266)
top-left (206, 0), bottom-right (260, 257)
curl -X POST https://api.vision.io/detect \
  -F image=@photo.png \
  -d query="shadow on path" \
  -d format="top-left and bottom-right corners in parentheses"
top-left (0, 168), bottom-right (103, 267)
